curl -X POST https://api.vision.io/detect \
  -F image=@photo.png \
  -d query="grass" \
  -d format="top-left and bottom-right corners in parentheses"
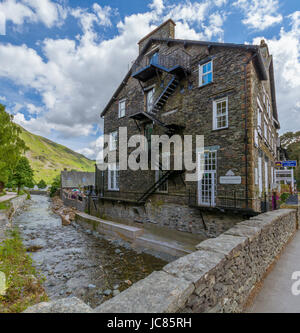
top-left (0, 201), bottom-right (10, 211)
top-left (19, 125), bottom-right (95, 183)
top-left (0, 229), bottom-right (48, 313)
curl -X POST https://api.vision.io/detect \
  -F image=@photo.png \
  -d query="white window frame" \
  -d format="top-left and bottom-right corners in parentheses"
top-left (254, 129), bottom-right (259, 147)
top-left (108, 163), bottom-right (119, 191)
top-left (199, 60), bottom-right (213, 87)
top-left (197, 150), bottom-right (217, 207)
top-left (109, 131), bottom-right (118, 151)
top-left (258, 155), bottom-right (263, 196)
top-left (264, 116), bottom-right (268, 141)
top-left (213, 97), bottom-right (228, 130)
top-left (146, 87), bottom-right (155, 113)
top-left (118, 99), bottom-right (126, 118)
top-left (257, 98), bottom-right (263, 136)
top-left (264, 159), bottom-right (269, 193)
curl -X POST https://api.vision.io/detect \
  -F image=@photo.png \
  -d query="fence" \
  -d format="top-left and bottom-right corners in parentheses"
top-left (132, 48), bottom-right (191, 74)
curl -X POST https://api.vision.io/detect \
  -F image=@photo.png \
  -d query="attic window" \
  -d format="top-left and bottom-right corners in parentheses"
top-left (118, 99), bottom-right (126, 118)
top-left (199, 60), bottom-right (213, 87)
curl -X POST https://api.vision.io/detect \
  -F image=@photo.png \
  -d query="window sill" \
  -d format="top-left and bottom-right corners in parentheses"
top-left (212, 126), bottom-right (229, 132)
top-left (198, 81), bottom-right (214, 89)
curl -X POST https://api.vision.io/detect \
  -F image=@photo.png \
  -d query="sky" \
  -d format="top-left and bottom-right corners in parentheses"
top-left (0, 0), bottom-right (299, 160)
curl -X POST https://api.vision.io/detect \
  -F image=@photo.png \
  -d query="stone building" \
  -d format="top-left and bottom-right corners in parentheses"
top-left (95, 20), bottom-right (280, 237)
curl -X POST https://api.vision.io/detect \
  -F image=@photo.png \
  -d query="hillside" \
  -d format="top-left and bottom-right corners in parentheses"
top-left (18, 126), bottom-right (95, 184)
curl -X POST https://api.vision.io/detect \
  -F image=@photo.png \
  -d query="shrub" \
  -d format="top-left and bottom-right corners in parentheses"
top-left (280, 192), bottom-right (290, 203)
top-left (37, 179), bottom-right (47, 189)
top-left (49, 175), bottom-right (61, 197)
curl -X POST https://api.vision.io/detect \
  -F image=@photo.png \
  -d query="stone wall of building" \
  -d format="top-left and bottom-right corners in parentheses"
top-left (94, 208), bottom-right (298, 313)
top-left (89, 196), bottom-right (244, 238)
top-left (61, 171), bottom-right (95, 189)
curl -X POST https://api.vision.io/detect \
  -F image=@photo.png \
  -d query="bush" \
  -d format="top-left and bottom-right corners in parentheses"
top-left (37, 179), bottom-right (47, 189)
top-left (280, 192), bottom-right (290, 203)
top-left (49, 175), bottom-right (61, 197)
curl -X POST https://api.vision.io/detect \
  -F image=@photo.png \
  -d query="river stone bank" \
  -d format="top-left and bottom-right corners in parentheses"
top-left (13, 195), bottom-right (168, 310)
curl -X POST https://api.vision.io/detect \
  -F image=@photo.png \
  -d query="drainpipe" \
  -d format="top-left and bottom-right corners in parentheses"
top-left (244, 52), bottom-right (257, 209)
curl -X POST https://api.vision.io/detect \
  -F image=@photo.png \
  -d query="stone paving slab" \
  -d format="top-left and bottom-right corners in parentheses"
top-left (247, 230), bottom-right (300, 313)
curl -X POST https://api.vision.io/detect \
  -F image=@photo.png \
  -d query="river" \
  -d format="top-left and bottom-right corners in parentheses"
top-left (13, 195), bottom-right (167, 308)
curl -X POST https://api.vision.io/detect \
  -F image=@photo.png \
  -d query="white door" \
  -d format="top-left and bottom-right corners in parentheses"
top-left (198, 151), bottom-right (217, 207)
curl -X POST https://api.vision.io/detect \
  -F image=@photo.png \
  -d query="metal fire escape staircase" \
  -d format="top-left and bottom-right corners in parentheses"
top-left (131, 50), bottom-right (190, 204)
top-left (151, 76), bottom-right (179, 114)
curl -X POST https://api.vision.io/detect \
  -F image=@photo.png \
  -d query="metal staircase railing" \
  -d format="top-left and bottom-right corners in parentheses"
top-left (152, 76), bottom-right (179, 114)
top-left (138, 170), bottom-right (181, 203)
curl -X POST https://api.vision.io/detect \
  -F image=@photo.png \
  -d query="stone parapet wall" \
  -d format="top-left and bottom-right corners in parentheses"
top-left (95, 208), bottom-right (298, 313)
top-left (8, 195), bottom-right (27, 219)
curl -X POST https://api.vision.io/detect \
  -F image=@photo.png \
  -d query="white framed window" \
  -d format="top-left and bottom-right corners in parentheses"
top-left (254, 129), bottom-right (259, 147)
top-left (199, 61), bottom-right (213, 87)
top-left (213, 97), bottom-right (228, 130)
top-left (118, 99), bottom-right (126, 118)
top-left (145, 87), bottom-right (155, 113)
top-left (258, 155), bottom-right (263, 196)
top-left (255, 167), bottom-right (259, 185)
top-left (257, 98), bottom-right (263, 136)
top-left (108, 163), bottom-right (119, 191)
top-left (109, 131), bottom-right (118, 151)
top-left (198, 150), bottom-right (217, 207)
top-left (264, 159), bottom-right (269, 192)
top-left (264, 116), bottom-right (268, 141)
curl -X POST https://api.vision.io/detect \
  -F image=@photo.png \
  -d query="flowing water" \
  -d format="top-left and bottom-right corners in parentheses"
top-left (13, 195), bottom-right (167, 308)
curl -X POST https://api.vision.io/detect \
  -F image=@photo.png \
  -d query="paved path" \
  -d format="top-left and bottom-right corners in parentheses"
top-left (0, 192), bottom-right (17, 203)
top-left (248, 230), bottom-right (300, 313)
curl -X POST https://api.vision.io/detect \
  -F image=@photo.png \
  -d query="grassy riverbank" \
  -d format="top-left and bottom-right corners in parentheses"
top-left (0, 229), bottom-right (48, 313)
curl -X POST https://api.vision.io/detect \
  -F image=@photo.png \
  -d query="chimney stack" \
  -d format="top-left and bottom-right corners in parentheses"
top-left (138, 19), bottom-right (176, 53)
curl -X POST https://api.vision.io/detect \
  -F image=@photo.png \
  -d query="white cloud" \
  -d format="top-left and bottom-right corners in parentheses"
top-left (93, 3), bottom-right (114, 27)
top-left (0, 0), bottom-right (228, 141)
top-left (77, 136), bottom-right (103, 160)
top-left (234, 0), bottom-right (282, 30)
top-left (26, 103), bottom-right (42, 115)
top-left (149, 0), bottom-right (165, 15)
top-left (252, 11), bottom-right (300, 133)
top-left (0, 96), bottom-right (6, 101)
top-left (0, 0), bottom-right (66, 28)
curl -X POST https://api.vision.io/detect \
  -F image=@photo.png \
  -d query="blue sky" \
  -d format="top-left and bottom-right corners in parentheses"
top-left (0, 0), bottom-right (300, 159)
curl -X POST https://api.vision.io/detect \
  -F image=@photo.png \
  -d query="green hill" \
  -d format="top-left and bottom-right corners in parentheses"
top-left (18, 126), bottom-right (95, 184)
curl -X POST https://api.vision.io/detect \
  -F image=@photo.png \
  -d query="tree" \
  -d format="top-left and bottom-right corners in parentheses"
top-left (37, 179), bottom-right (47, 189)
top-left (280, 131), bottom-right (300, 190)
top-left (50, 175), bottom-right (61, 197)
top-left (9, 157), bottom-right (34, 194)
top-left (0, 104), bottom-right (28, 192)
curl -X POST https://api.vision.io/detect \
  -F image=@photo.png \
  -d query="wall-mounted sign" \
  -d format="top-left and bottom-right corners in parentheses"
top-left (282, 161), bottom-right (297, 167)
top-left (220, 170), bottom-right (242, 184)
top-left (275, 161), bottom-right (297, 168)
